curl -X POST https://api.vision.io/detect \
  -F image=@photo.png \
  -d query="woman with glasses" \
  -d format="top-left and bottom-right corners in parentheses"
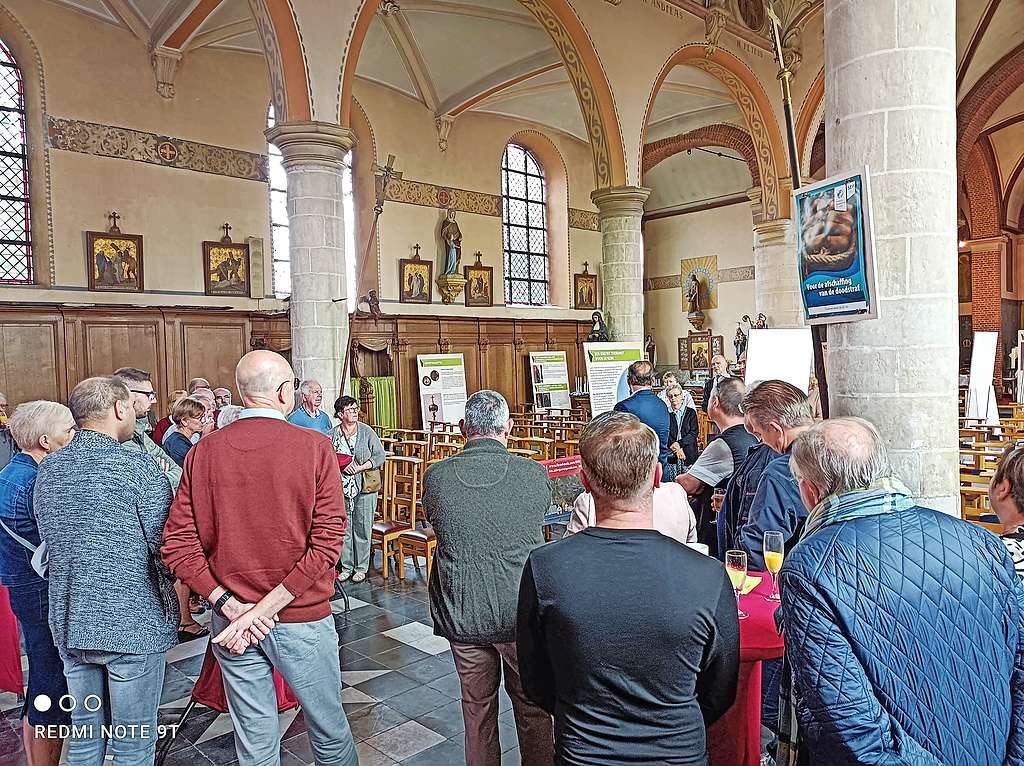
top-left (331, 396), bottom-right (385, 583)
top-left (164, 397), bottom-right (208, 468)
top-left (988, 444), bottom-right (1024, 579)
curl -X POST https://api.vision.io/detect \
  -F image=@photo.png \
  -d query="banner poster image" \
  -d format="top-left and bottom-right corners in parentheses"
top-left (529, 351), bottom-right (572, 410)
top-left (416, 353), bottom-right (468, 427)
top-left (794, 167), bottom-right (879, 325)
top-left (583, 343), bottom-right (644, 415)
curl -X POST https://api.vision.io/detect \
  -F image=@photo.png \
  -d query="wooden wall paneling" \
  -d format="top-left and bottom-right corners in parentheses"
top-left (395, 317), bottom-right (441, 428)
top-left (0, 308), bottom-right (66, 407)
top-left (67, 309), bottom-right (166, 409)
top-left (168, 311), bottom-right (252, 405)
top-left (349, 316), bottom-right (398, 381)
top-left (514, 321), bottom-right (548, 406)
top-left (546, 321), bottom-right (583, 389)
top-left (479, 320), bottom-right (518, 407)
top-left (440, 319), bottom-right (482, 397)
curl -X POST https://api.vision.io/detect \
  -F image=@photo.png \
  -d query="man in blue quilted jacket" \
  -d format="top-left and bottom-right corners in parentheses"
top-left (780, 417), bottom-right (1024, 766)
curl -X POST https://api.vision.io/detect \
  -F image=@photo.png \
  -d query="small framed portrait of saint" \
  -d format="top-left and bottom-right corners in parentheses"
top-left (464, 256), bottom-right (493, 307)
top-left (574, 271), bottom-right (598, 310)
top-left (86, 231), bottom-right (144, 292)
top-left (688, 337), bottom-right (711, 371)
top-left (400, 250), bottom-right (432, 304)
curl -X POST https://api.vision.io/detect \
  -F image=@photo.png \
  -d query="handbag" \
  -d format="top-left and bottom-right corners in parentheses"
top-left (361, 467), bottom-right (382, 494)
top-left (0, 518), bottom-right (48, 578)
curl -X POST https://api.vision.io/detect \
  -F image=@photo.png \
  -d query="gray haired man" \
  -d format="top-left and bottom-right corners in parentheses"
top-left (422, 390), bottom-right (554, 766)
top-left (286, 379), bottom-right (331, 434)
top-left (34, 377), bottom-right (177, 765)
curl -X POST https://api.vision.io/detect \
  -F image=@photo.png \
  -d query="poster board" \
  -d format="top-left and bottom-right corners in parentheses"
top-left (744, 328), bottom-right (814, 393)
top-left (529, 351), bottom-right (572, 410)
top-left (583, 343), bottom-right (644, 415)
top-left (794, 167), bottom-right (879, 325)
top-left (1017, 330), bottom-right (1024, 404)
top-left (416, 353), bottom-right (468, 426)
top-left (967, 332), bottom-right (999, 425)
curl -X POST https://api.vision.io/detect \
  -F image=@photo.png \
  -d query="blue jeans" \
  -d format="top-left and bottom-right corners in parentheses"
top-left (211, 614), bottom-right (357, 766)
top-left (57, 648), bottom-right (166, 766)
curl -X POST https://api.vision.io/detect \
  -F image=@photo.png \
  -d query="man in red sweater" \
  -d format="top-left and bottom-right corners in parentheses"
top-left (162, 350), bottom-right (356, 766)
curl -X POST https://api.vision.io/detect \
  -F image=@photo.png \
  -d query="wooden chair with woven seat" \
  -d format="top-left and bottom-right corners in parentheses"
top-left (397, 525), bottom-right (437, 582)
top-left (370, 456), bottom-right (420, 579)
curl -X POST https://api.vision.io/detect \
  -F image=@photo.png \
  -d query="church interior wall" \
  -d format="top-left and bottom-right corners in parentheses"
top-left (0, 0), bottom-right (282, 311)
top-left (643, 201), bottom-right (757, 371)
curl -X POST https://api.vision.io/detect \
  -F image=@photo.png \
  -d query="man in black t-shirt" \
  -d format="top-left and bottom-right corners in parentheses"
top-left (517, 411), bottom-right (739, 766)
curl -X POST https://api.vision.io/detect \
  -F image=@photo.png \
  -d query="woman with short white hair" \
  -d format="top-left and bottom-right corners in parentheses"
top-left (0, 401), bottom-right (76, 766)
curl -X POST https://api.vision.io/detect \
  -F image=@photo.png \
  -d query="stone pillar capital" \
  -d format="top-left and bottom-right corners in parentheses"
top-left (265, 121), bottom-right (357, 169)
top-left (590, 186), bottom-right (650, 218)
top-left (963, 234), bottom-right (1009, 251)
top-left (753, 217), bottom-right (794, 247)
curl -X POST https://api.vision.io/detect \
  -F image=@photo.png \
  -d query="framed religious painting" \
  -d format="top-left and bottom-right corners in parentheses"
top-left (86, 218), bottom-right (144, 292)
top-left (678, 338), bottom-right (689, 371)
top-left (464, 253), bottom-right (493, 307)
top-left (711, 335), bottom-right (724, 358)
top-left (574, 262), bottom-right (598, 310)
top-left (203, 225), bottom-right (250, 297)
top-left (400, 245), bottom-right (432, 304)
top-left (685, 331), bottom-right (712, 372)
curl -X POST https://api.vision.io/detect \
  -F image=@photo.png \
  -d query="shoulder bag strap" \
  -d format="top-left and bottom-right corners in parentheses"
top-left (0, 517), bottom-right (38, 552)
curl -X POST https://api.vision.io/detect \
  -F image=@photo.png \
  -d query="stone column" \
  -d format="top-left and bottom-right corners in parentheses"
top-left (825, 0), bottom-right (958, 513)
top-left (591, 186), bottom-right (650, 342)
top-left (753, 218), bottom-right (803, 328)
top-left (264, 122), bottom-right (356, 400)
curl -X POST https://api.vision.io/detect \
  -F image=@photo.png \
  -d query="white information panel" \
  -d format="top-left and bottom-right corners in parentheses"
top-left (744, 328), bottom-right (814, 393)
top-left (967, 331), bottom-right (999, 425)
top-left (416, 353), bottom-right (468, 427)
top-left (583, 343), bottom-right (644, 415)
top-left (529, 351), bottom-right (572, 410)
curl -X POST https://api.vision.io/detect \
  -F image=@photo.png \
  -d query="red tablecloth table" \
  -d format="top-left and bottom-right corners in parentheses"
top-left (0, 586), bottom-right (24, 695)
top-left (707, 572), bottom-right (785, 766)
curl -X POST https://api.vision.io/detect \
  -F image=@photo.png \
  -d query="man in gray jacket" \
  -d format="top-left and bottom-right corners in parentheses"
top-left (422, 390), bottom-right (553, 766)
top-left (113, 367), bottom-right (181, 489)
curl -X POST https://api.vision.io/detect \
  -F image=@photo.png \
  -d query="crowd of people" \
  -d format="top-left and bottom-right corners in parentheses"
top-left (0, 352), bottom-right (1022, 766)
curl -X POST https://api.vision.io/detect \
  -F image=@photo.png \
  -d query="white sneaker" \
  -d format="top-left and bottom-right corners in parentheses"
top-left (336, 571), bottom-right (352, 582)
top-left (352, 572), bottom-right (367, 583)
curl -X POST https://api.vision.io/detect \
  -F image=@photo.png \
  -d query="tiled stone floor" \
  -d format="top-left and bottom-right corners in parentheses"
top-left (0, 564), bottom-right (523, 766)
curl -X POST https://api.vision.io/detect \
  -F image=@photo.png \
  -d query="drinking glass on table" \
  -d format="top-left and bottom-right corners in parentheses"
top-left (725, 549), bottom-right (748, 620)
top-left (763, 531), bottom-right (784, 603)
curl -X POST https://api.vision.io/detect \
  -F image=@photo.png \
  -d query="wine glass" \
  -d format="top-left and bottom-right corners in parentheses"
top-left (763, 531), bottom-right (785, 603)
top-left (725, 549), bottom-right (748, 620)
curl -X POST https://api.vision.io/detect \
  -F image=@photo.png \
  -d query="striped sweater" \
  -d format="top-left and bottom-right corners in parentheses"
top-left (33, 429), bottom-right (178, 654)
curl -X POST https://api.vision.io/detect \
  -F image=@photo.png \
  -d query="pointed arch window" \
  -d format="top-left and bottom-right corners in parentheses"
top-left (0, 39), bottom-right (31, 284)
top-left (502, 143), bottom-right (548, 305)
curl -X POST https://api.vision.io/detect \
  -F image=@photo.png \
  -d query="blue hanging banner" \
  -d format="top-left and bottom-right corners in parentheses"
top-left (794, 168), bottom-right (879, 325)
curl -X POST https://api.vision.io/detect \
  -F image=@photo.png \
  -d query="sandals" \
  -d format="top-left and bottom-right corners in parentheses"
top-left (177, 622), bottom-right (210, 642)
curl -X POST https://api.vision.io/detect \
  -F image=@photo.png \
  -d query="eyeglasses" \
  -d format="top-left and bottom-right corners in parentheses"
top-left (276, 378), bottom-right (301, 395)
top-left (129, 389), bottom-right (158, 401)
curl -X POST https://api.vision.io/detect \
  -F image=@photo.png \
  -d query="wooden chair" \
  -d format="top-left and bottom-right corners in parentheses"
top-left (697, 411), bottom-right (712, 451)
top-left (371, 456), bottom-right (420, 579)
top-left (397, 526), bottom-right (437, 582)
top-left (508, 447), bottom-right (539, 459)
top-left (510, 436), bottom-right (554, 460)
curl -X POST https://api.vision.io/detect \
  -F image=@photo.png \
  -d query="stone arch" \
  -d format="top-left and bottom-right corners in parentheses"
top-left (338, 0), bottom-right (626, 189)
top-left (505, 130), bottom-right (571, 306)
top-left (1003, 154), bottom-right (1024, 230)
top-left (644, 44), bottom-right (788, 219)
top-left (795, 68), bottom-right (824, 178)
top-left (641, 123), bottom-right (760, 183)
top-left (248, 0), bottom-right (311, 122)
top-left (0, 4), bottom-right (53, 286)
top-left (957, 42), bottom-right (1024, 178)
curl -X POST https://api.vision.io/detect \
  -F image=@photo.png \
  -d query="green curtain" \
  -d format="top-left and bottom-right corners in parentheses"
top-left (350, 376), bottom-right (397, 429)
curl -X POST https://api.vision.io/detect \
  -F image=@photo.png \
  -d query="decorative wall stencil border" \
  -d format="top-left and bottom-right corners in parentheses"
top-left (643, 264), bottom-right (754, 291)
top-left (383, 176), bottom-right (599, 230)
top-left (567, 208), bottom-right (599, 231)
top-left (47, 116), bottom-right (269, 182)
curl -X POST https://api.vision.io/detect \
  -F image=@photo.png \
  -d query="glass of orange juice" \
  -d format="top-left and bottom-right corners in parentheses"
top-left (725, 550), bottom-right (748, 620)
top-left (763, 531), bottom-right (784, 602)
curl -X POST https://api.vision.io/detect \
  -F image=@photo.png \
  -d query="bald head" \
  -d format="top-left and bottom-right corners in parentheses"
top-left (711, 355), bottom-right (728, 375)
top-left (235, 351), bottom-right (296, 413)
top-left (187, 377), bottom-right (211, 394)
top-left (791, 417), bottom-right (890, 507)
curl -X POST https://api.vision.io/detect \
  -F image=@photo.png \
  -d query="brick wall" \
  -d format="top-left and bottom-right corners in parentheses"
top-left (642, 123), bottom-right (759, 182)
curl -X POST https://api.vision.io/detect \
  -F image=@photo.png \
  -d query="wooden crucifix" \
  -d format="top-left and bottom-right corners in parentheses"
top-left (221, 222), bottom-right (232, 243)
top-left (108, 211), bottom-right (121, 234)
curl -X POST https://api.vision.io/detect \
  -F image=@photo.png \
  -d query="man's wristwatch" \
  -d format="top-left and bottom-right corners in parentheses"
top-left (213, 591), bottom-right (235, 617)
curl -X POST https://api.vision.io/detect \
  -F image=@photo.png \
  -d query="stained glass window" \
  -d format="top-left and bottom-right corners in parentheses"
top-left (267, 105), bottom-right (357, 307)
top-left (0, 40), bottom-right (31, 284)
top-left (502, 144), bottom-right (548, 305)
